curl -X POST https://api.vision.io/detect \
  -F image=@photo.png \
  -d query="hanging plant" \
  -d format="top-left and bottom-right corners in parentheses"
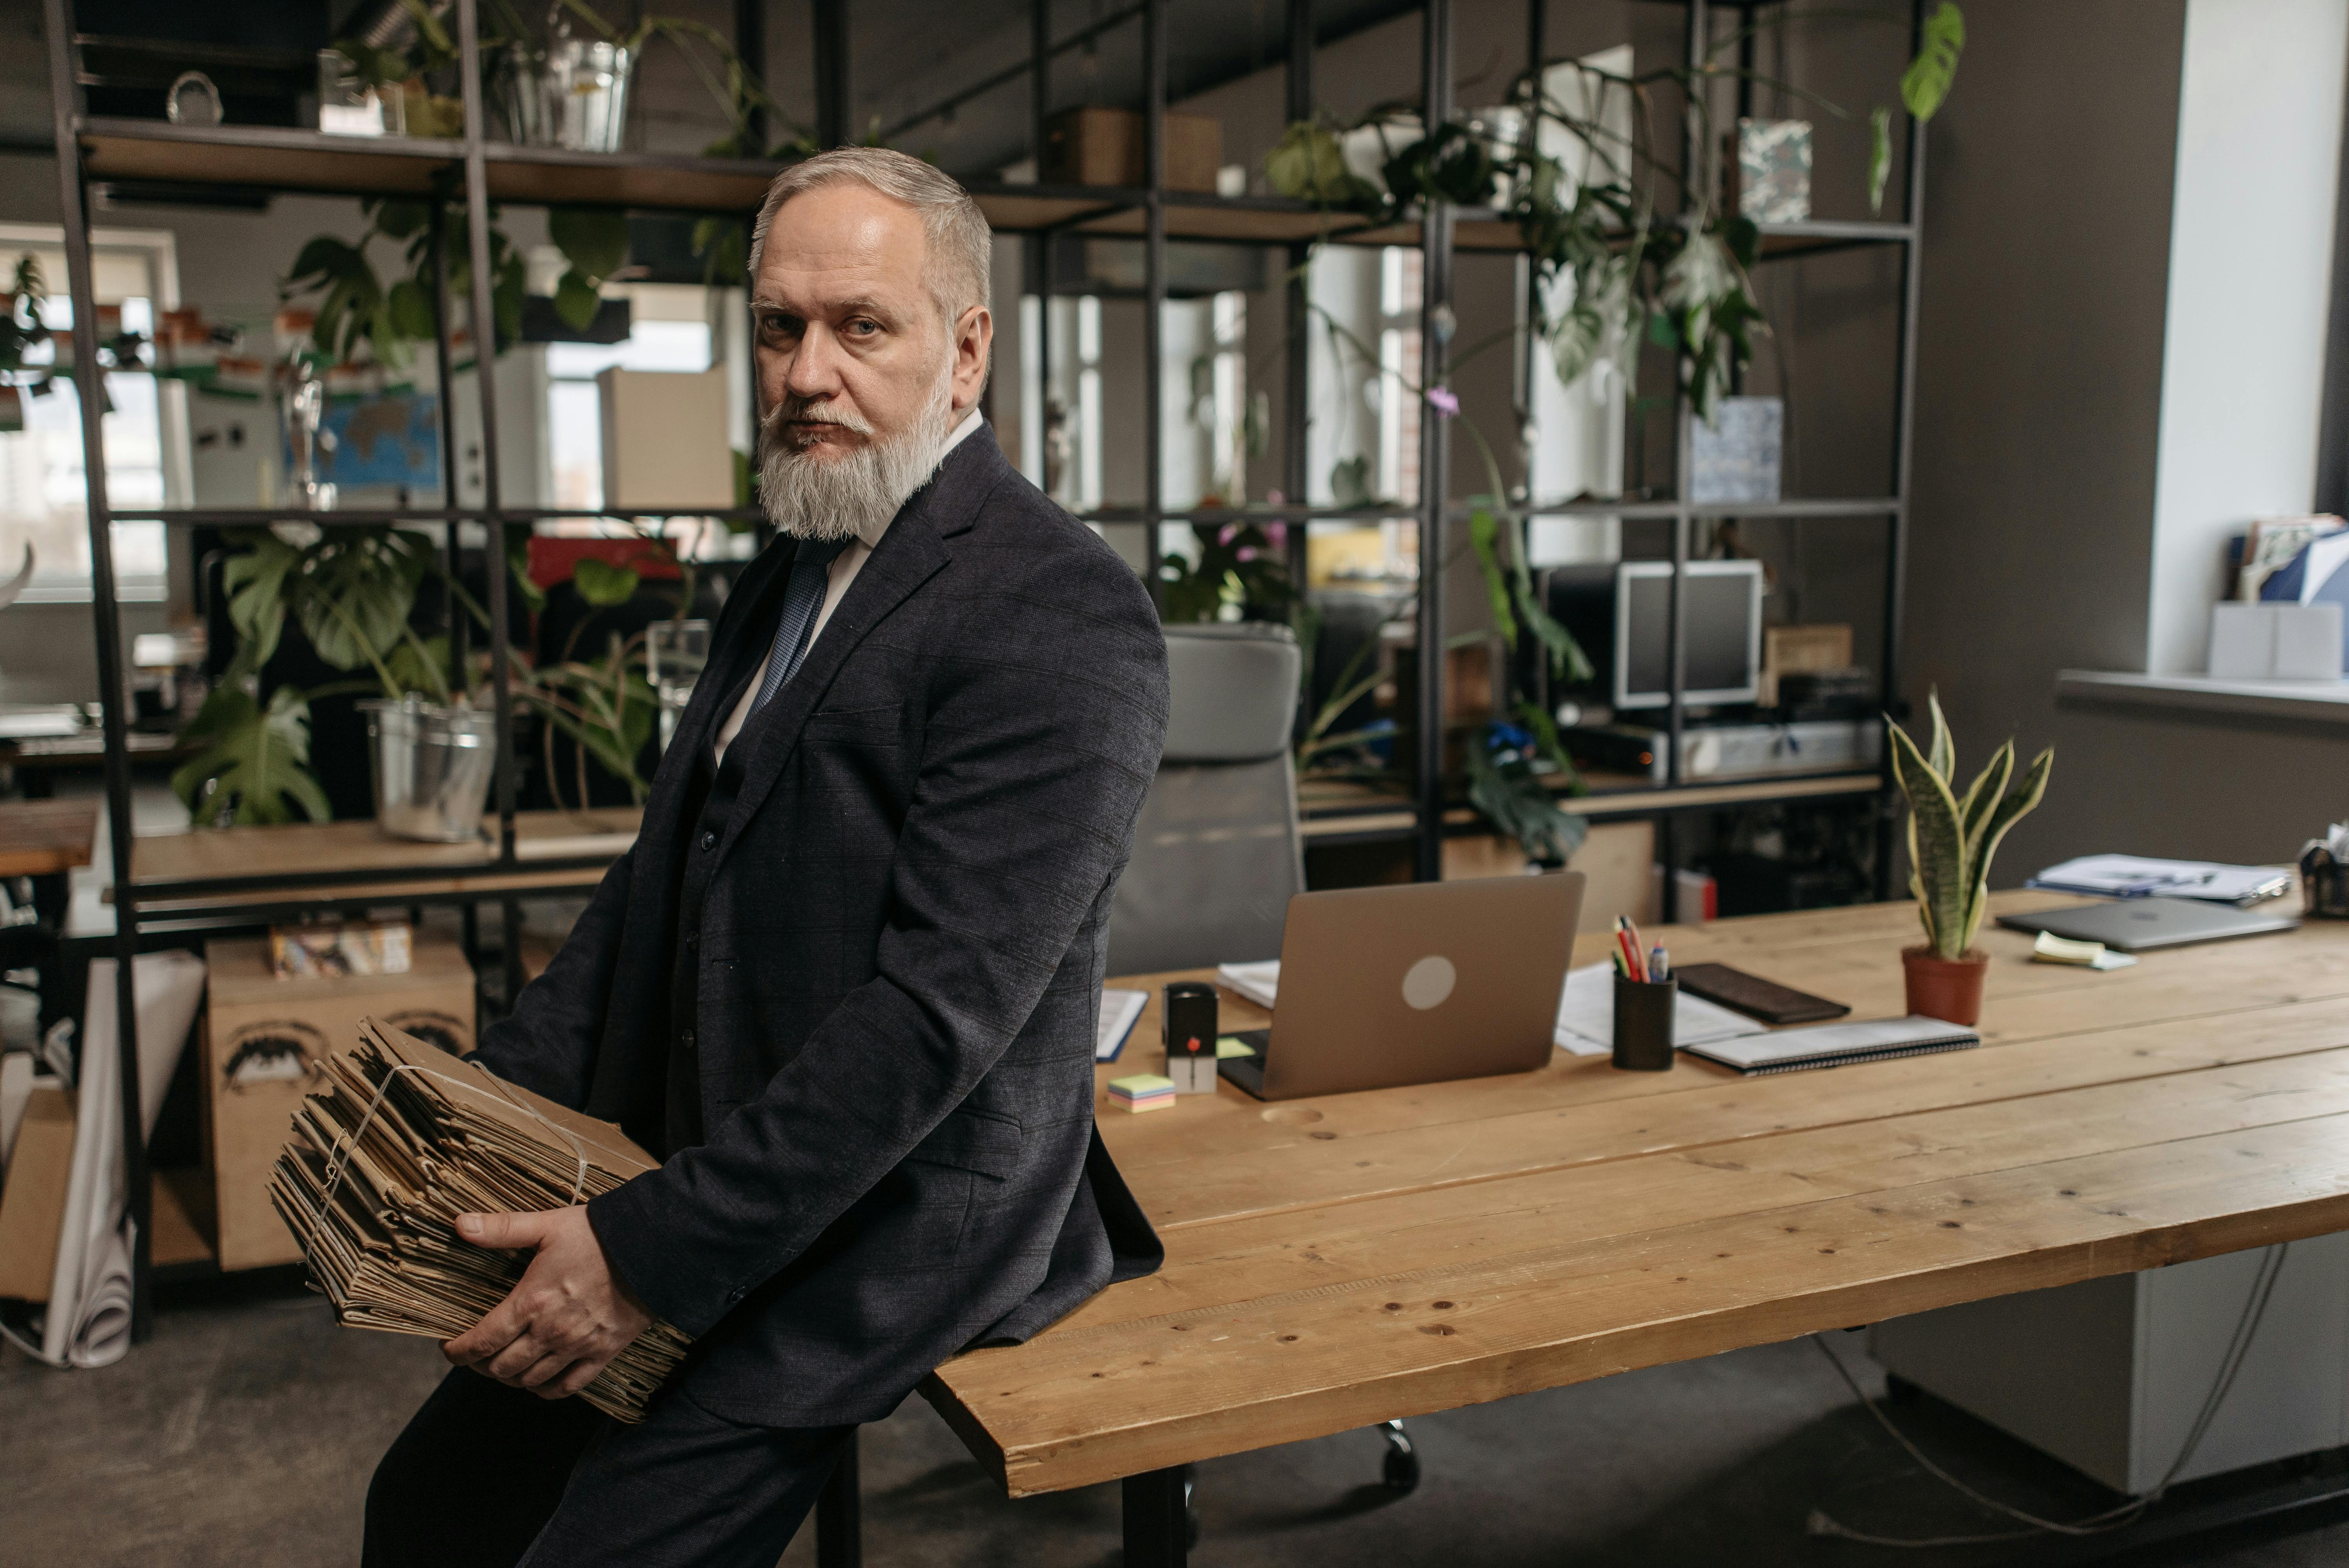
top-left (1265, 4), bottom-right (1969, 423)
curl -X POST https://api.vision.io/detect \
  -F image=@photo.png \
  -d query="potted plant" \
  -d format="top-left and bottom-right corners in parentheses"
top-left (1886, 694), bottom-right (2052, 1025)
top-left (174, 525), bottom-right (674, 835)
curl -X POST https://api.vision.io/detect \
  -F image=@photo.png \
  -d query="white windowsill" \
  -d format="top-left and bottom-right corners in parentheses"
top-left (12, 584), bottom-right (169, 606)
top-left (2057, 669), bottom-right (2349, 724)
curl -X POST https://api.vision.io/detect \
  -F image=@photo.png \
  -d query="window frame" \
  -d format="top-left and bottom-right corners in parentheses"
top-left (0, 220), bottom-right (188, 604)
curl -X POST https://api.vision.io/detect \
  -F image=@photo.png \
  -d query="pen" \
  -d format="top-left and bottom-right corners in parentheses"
top-left (1615, 919), bottom-right (1643, 982)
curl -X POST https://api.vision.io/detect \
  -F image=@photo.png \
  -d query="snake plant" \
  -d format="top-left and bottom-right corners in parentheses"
top-left (1888, 694), bottom-right (2053, 961)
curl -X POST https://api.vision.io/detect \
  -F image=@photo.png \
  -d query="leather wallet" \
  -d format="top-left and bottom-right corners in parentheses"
top-left (1673, 963), bottom-right (1851, 1025)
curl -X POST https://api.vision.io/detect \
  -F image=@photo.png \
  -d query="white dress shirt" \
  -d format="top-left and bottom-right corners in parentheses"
top-left (712, 407), bottom-right (984, 764)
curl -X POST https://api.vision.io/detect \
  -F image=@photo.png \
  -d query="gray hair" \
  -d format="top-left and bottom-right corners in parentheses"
top-left (747, 148), bottom-right (993, 328)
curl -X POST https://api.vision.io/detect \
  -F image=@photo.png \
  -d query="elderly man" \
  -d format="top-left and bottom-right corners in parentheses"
top-left (362, 148), bottom-right (1169, 1567)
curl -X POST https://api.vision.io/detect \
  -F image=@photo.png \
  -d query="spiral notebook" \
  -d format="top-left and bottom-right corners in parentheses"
top-left (1680, 1015), bottom-right (1980, 1075)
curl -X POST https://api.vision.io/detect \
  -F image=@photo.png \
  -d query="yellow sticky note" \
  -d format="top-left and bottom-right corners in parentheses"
top-left (1215, 1035), bottom-right (1257, 1058)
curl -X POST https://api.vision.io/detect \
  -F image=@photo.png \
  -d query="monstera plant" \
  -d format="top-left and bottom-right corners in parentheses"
top-left (1886, 693), bottom-right (2052, 1024)
top-left (175, 526), bottom-right (664, 827)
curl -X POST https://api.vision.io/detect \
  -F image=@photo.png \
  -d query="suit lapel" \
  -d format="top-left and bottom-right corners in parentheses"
top-left (677, 541), bottom-right (798, 763)
top-left (711, 513), bottom-right (948, 866)
top-left (629, 538), bottom-right (795, 877)
top-left (710, 426), bottom-right (1011, 866)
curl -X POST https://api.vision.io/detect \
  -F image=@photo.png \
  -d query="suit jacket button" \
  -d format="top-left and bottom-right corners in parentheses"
top-left (680, 1030), bottom-right (696, 1051)
top-left (699, 829), bottom-right (717, 851)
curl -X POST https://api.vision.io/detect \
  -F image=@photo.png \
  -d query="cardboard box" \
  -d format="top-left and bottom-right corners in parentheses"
top-left (203, 933), bottom-right (476, 1271)
top-left (0, 1079), bottom-right (73, 1301)
top-left (1759, 623), bottom-right (1852, 706)
top-left (597, 367), bottom-right (733, 511)
top-left (1043, 106), bottom-right (1223, 192)
top-left (271, 919), bottom-right (413, 978)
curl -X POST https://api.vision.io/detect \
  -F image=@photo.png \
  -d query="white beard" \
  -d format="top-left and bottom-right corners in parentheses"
top-left (758, 367), bottom-right (957, 542)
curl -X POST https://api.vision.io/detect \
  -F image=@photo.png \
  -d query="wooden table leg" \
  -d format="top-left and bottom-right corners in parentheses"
top-left (1123, 1465), bottom-right (1189, 1568)
top-left (816, 1428), bottom-right (861, 1568)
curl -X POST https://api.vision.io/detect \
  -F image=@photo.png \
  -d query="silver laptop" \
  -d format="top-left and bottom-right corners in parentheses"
top-left (1996, 896), bottom-right (2298, 951)
top-left (1218, 873), bottom-right (1583, 1101)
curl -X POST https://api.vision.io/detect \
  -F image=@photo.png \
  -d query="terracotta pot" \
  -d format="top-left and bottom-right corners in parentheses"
top-left (1903, 945), bottom-right (1989, 1026)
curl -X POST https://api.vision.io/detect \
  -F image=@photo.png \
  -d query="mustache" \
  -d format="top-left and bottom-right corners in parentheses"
top-left (763, 397), bottom-right (874, 442)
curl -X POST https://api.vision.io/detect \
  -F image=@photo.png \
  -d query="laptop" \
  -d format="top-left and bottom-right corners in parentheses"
top-left (1217, 873), bottom-right (1584, 1101)
top-left (1996, 896), bottom-right (2298, 951)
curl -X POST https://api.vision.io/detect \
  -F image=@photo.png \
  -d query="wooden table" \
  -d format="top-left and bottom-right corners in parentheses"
top-left (118, 808), bottom-right (640, 915)
top-left (916, 891), bottom-right (2349, 1563)
top-left (0, 797), bottom-right (98, 877)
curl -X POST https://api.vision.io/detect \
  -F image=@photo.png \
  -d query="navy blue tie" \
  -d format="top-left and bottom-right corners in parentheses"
top-left (749, 535), bottom-right (850, 716)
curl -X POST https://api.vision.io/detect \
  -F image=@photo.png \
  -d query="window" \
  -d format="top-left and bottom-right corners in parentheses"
top-left (542, 283), bottom-right (716, 517)
top-left (1526, 45), bottom-right (1634, 569)
top-left (1023, 293), bottom-right (1105, 512)
top-left (0, 223), bottom-right (185, 602)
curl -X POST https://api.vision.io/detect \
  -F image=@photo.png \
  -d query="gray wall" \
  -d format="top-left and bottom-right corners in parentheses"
top-left (1900, 0), bottom-right (2249, 873)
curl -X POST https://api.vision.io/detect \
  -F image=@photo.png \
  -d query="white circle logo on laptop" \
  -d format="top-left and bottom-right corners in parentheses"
top-left (1401, 955), bottom-right (1457, 1010)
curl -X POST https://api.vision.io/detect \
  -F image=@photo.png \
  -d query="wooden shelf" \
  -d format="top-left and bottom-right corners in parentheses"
top-left (122, 807), bottom-right (640, 901)
top-left (83, 119), bottom-right (462, 199)
top-left (0, 797), bottom-right (98, 877)
top-left (1299, 768), bottom-right (1883, 838)
top-left (482, 142), bottom-right (777, 210)
top-left (75, 121), bottom-right (1915, 260)
top-left (1558, 770), bottom-right (1884, 817)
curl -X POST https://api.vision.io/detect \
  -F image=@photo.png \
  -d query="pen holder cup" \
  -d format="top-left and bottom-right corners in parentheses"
top-left (2303, 847), bottom-right (2349, 919)
top-left (1612, 975), bottom-right (1677, 1072)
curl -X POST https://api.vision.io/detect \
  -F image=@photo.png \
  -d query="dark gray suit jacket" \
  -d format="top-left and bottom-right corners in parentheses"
top-left (473, 427), bottom-right (1170, 1427)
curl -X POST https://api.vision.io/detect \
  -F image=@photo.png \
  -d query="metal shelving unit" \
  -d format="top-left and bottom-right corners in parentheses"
top-left (39, 0), bottom-right (1922, 1335)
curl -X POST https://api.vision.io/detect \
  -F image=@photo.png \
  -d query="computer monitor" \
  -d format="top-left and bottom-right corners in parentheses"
top-left (1543, 559), bottom-right (1765, 710)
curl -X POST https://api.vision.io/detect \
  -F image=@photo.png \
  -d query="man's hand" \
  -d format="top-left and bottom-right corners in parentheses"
top-left (442, 1206), bottom-right (652, 1400)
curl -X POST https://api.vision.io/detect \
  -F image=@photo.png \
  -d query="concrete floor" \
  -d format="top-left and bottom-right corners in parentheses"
top-left (5, 1270), bottom-right (2348, 1568)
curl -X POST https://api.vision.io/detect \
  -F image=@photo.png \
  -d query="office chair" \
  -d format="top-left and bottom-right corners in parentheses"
top-left (1105, 624), bottom-right (1420, 1525)
top-left (1106, 623), bottom-right (1305, 975)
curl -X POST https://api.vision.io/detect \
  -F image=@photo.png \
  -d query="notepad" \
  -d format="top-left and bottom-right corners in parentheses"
top-left (1107, 1073), bottom-right (1176, 1112)
top-left (1552, 962), bottom-right (1766, 1057)
top-left (1680, 1015), bottom-right (1980, 1075)
top-left (1097, 988), bottom-right (1149, 1062)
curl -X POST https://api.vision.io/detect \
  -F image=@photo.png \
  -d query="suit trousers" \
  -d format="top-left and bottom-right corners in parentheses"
top-left (364, 1368), bottom-right (852, 1568)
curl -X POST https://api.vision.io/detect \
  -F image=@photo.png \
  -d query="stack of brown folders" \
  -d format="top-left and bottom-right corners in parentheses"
top-left (270, 1018), bottom-right (692, 1422)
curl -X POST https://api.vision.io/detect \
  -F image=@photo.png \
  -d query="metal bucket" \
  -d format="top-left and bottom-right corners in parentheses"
top-left (501, 40), bottom-right (634, 151)
top-left (360, 698), bottom-right (500, 843)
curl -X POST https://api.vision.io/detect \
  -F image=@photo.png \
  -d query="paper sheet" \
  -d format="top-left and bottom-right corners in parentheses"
top-left (43, 951), bottom-right (206, 1369)
top-left (1097, 988), bottom-right (1148, 1062)
top-left (1552, 962), bottom-right (1768, 1057)
top-left (2028, 855), bottom-right (2292, 904)
top-left (1215, 960), bottom-right (1280, 1010)
top-left (0, 1051), bottom-right (31, 1165)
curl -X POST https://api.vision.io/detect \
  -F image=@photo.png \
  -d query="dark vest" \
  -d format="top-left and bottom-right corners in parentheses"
top-left (662, 569), bottom-right (797, 1154)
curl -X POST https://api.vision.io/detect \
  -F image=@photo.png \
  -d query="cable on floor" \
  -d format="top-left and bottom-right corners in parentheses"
top-left (1806, 1242), bottom-right (2292, 1548)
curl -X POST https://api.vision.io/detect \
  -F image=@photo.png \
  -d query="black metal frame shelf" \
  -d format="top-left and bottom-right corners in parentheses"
top-left (1296, 768), bottom-right (1886, 851)
top-left (77, 116), bottom-right (1919, 260)
top-left (112, 506), bottom-right (770, 526)
top-left (41, 0), bottom-right (1926, 1386)
top-left (1082, 496), bottom-right (1902, 524)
